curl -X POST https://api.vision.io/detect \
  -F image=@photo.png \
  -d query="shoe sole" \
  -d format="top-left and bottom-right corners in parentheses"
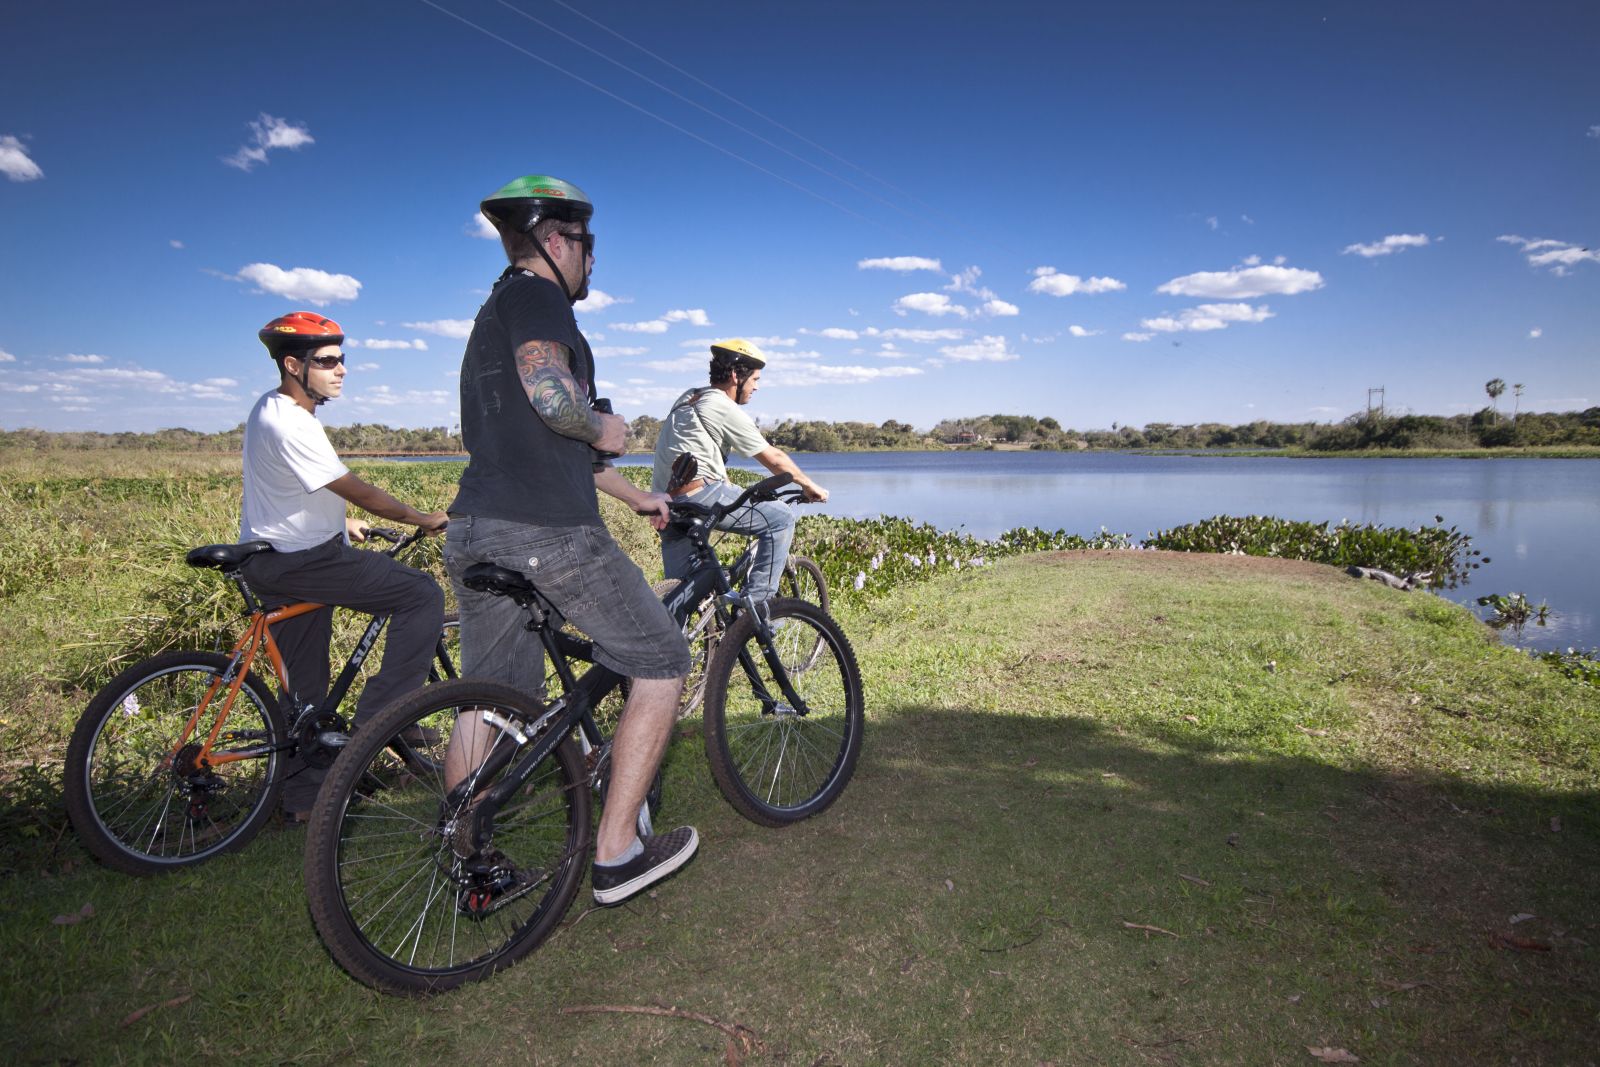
top-left (592, 829), bottom-right (700, 905)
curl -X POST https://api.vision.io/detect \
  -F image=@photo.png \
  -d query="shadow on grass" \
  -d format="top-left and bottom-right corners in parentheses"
top-left (2, 704), bottom-right (1596, 1065)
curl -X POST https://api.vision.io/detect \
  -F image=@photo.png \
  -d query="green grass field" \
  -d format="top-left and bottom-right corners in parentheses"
top-left (2, 455), bottom-right (1596, 1064)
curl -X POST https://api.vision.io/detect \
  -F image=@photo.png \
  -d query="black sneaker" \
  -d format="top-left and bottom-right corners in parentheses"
top-left (591, 827), bottom-right (699, 905)
top-left (457, 851), bottom-right (546, 920)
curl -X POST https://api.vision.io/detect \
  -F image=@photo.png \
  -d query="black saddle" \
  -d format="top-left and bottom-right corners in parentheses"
top-left (185, 541), bottom-right (275, 570)
top-left (461, 563), bottom-right (536, 598)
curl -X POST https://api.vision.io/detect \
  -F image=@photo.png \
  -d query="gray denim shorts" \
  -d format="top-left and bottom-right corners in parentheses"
top-left (444, 515), bottom-right (689, 694)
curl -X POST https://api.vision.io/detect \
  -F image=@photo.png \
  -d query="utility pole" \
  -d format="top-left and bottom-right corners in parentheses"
top-left (1367, 386), bottom-right (1385, 420)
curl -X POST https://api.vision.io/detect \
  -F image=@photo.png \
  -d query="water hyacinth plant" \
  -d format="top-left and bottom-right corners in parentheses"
top-left (1143, 513), bottom-right (1483, 588)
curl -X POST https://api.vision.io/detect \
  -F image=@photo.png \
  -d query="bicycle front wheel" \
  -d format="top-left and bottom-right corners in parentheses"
top-left (64, 651), bottom-right (285, 875)
top-left (702, 597), bottom-right (864, 826)
top-left (305, 680), bottom-right (591, 994)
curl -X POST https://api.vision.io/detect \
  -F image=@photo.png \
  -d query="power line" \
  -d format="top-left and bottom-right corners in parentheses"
top-left (416, 0), bottom-right (877, 226)
top-left (489, 0), bottom-right (929, 228)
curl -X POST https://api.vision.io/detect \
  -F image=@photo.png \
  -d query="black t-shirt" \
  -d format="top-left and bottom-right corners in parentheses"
top-left (450, 270), bottom-right (602, 527)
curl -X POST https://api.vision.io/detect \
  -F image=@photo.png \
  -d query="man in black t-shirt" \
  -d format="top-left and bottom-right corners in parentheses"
top-left (444, 176), bottom-right (696, 912)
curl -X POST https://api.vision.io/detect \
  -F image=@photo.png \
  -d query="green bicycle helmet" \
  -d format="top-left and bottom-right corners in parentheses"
top-left (479, 175), bottom-right (594, 234)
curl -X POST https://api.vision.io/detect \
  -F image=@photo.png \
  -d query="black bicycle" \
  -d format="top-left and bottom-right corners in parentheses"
top-left (303, 472), bottom-right (865, 993)
top-left (63, 528), bottom-right (457, 875)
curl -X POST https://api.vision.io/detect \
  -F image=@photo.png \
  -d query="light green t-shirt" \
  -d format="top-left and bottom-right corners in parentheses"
top-left (651, 387), bottom-right (770, 491)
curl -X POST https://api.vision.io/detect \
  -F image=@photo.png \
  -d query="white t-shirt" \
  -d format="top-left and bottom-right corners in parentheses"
top-left (240, 390), bottom-right (350, 552)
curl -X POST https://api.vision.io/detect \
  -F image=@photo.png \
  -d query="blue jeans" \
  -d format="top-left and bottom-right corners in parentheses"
top-left (659, 481), bottom-right (795, 603)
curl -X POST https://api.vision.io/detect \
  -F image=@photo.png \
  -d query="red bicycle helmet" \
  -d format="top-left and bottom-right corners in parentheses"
top-left (258, 312), bottom-right (344, 359)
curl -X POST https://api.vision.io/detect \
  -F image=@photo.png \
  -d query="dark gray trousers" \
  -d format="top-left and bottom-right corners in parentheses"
top-left (241, 535), bottom-right (444, 813)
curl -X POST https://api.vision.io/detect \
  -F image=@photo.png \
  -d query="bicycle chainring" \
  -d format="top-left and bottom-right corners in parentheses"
top-left (295, 710), bottom-right (351, 769)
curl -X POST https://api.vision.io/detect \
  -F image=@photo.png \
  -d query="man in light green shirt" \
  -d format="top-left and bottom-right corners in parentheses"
top-left (652, 339), bottom-right (828, 604)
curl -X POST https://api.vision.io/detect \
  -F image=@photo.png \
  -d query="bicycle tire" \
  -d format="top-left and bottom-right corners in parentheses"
top-left (780, 556), bottom-right (830, 614)
top-left (702, 597), bottom-right (864, 826)
top-left (64, 651), bottom-right (285, 875)
top-left (390, 614), bottom-right (462, 776)
top-left (654, 578), bottom-right (719, 719)
top-left (305, 679), bottom-right (591, 994)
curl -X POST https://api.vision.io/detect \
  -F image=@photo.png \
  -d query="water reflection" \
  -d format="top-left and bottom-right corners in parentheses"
top-left (680, 452), bottom-right (1600, 653)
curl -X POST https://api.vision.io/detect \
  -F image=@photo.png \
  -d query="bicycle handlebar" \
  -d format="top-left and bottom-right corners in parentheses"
top-left (667, 472), bottom-right (795, 527)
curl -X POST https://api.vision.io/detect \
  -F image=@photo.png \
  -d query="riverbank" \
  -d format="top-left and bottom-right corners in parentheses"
top-left (3, 548), bottom-right (1596, 1063)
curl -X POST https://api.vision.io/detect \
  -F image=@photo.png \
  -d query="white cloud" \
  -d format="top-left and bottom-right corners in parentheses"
top-left (858, 256), bottom-right (942, 272)
top-left (350, 338), bottom-right (428, 351)
top-left (0, 135), bottom-right (43, 182)
top-left (1142, 303), bottom-right (1275, 332)
top-left (1, 382), bottom-right (38, 392)
top-left (593, 345), bottom-right (650, 358)
top-left (863, 327), bottom-right (965, 342)
top-left (1589, 125), bottom-right (1600, 139)
top-left (575, 288), bottom-right (621, 313)
top-left (355, 362), bottom-right (381, 371)
top-left (638, 356), bottom-right (708, 372)
top-left (615, 308), bottom-right (712, 333)
top-left (1529, 327), bottom-right (1543, 339)
top-left (1121, 332), bottom-right (1154, 342)
top-left (1156, 264), bottom-right (1323, 298)
top-left (403, 319), bottom-right (475, 339)
top-left (353, 385), bottom-right (453, 409)
top-left (1027, 267), bottom-right (1126, 296)
top-left (0, 349), bottom-right (15, 362)
top-left (1206, 216), bottom-right (1219, 231)
top-left (1497, 234), bottom-right (1600, 275)
top-left (895, 292), bottom-right (969, 318)
top-left (1067, 325), bottom-right (1102, 338)
top-left (63, 354), bottom-right (107, 364)
top-left (983, 299), bottom-right (1020, 317)
top-left (767, 364), bottom-right (925, 386)
top-left (169, 240), bottom-right (184, 250)
top-left (202, 378), bottom-right (238, 388)
top-left (237, 263), bottom-right (361, 306)
top-left (810, 327), bottom-right (860, 340)
top-left (1343, 233), bottom-right (1431, 258)
top-left (938, 335), bottom-right (1019, 363)
top-left (469, 212), bottom-right (499, 239)
top-left (222, 113), bottom-right (314, 172)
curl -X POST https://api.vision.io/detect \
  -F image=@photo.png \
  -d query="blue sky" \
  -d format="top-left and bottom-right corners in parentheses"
top-left (2, 0), bottom-right (1595, 434)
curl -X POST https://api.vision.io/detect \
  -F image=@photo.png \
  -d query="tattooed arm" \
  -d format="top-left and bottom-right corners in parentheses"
top-left (514, 339), bottom-right (626, 451)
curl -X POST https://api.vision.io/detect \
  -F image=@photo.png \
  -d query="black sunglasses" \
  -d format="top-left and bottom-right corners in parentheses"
top-left (557, 230), bottom-right (595, 254)
top-left (298, 353), bottom-right (345, 369)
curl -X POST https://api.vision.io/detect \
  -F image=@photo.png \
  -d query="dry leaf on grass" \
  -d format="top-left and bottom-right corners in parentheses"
top-left (50, 903), bottom-right (94, 926)
top-left (1307, 1048), bottom-right (1360, 1063)
top-left (1509, 913), bottom-right (1536, 925)
top-left (1489, 932), bottom-right (1552, 952)
top-left (119, 994), bottom-right (192, 1028)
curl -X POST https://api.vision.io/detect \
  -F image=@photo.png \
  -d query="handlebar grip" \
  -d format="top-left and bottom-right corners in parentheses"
top-left (364, 527), bottom-right (404, 543)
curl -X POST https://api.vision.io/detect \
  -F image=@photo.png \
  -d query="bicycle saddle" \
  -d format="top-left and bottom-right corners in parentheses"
top-left (461, 563), bottom-right (536, 597)
top-left (185, 541), bottom-right (275, 570)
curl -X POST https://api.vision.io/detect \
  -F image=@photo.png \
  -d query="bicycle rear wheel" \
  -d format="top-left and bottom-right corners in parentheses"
top-left (64, 651), bottom-right (285, 874)
top-left (702, 597), bottom-right (864, 826)
top-left (653, 578), bottom-right (720, 719)
top-left (305, 680), bottom-right (590, 994)
top-left (779, 555), bottom-right (830, 613)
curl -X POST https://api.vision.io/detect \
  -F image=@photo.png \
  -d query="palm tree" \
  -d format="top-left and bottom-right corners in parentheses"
top-left (1486, 378), bottom-right (1506, 420)
top-left (1512, 383), bottom-right (1524, 423)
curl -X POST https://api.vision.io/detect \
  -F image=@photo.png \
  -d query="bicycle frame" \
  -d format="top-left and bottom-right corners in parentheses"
top-left (454, 480), bottom-right (813, 822)
top-left (172, 531), bottom-right (428, 772)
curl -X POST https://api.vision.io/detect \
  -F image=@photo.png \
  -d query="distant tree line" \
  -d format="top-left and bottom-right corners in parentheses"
top-left (6, 407), bottom-right (1598, 455)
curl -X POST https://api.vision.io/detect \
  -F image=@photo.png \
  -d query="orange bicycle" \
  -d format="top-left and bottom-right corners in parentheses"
top-left (64, 529), bottom-right (457, 875)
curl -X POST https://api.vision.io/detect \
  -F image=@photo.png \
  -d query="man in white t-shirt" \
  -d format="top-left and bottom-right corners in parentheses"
top-left (651, 339), bottom-right (827, 606)
top-left (242, 312), bottom-right (448, 819)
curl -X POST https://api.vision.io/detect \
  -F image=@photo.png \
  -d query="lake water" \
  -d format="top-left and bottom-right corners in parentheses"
top-left (611, 450), bottom-right (1598, 653)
